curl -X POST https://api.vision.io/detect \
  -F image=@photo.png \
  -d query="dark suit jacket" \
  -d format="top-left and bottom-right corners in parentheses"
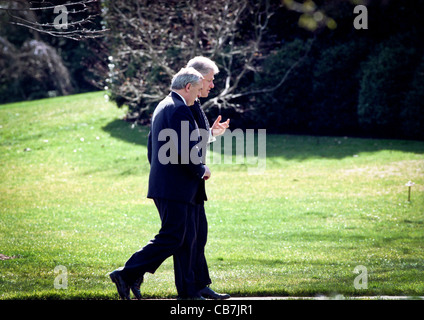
top-left (190, 99), bottom-right (211, 203)
top-left (147, 92), bottom-right (208, 204)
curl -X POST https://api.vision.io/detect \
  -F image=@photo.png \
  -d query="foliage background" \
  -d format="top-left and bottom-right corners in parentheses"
top-left (0, 0), bottom-right (423, 139)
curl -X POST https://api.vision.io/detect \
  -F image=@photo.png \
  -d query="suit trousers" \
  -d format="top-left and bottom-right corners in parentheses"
top-left (191, 203), bottom-right (212, 291)
top-left (120, 198), bottom-right (209, 297)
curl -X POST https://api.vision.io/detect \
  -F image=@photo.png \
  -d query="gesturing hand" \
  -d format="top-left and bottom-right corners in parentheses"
top-left (211, 115), bottom-right (230, 137)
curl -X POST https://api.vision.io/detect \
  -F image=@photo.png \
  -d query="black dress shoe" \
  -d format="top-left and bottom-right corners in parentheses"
top-left (177, 295), bottom-right (206, 300)
top-left (109, 270), bottom-right (130, 300)
top-left (130, 275), bottom-right (144, 300)
top-left (199, 287), bottom-right (230, 300)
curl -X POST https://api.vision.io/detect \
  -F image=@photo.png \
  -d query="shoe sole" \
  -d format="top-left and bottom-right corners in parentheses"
top-left (109, 272), bottom-right (130, 300)
top-left (130, 286), bottom-right (142, 300)
top-left (202, 294), bottom-right (231, 300)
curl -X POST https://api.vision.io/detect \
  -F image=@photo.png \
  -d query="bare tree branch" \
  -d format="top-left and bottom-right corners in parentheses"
top-left (202, 0), bottom-right (276, 111)
top-left (96, 0), bottom-right (311, 121)
top-left (0, 0), bottom-right (108, 41)
top-left (223, 36), bottom-right (315, 100)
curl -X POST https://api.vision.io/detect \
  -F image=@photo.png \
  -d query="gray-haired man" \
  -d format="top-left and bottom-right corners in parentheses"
top-left (110, 67), bottom-right (212, 300)
top-left (185, 56), bottom-right (230, 300)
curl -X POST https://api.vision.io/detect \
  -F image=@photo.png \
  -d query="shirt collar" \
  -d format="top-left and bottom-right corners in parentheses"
top-left (172, 91), bottom-right (187, 106)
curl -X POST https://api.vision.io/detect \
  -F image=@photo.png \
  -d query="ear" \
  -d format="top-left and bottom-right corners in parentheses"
top-left (185, 83), bottom-right (192, 92)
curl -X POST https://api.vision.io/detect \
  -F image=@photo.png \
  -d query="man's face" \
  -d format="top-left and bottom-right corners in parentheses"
top-left (186, 81), bottom-right (203, 106)
top-left (199, 70), bottom-right (215, 98)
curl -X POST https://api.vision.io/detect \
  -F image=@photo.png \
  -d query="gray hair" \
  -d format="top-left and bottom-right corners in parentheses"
top-left (170, 67), bottom-right (204, 90)
top-left (186, 56), bottom-right (219, 76)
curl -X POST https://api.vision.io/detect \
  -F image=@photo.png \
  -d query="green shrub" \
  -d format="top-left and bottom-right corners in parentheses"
top-left (358, 35), bottom-right (419, 137)
top-left (401, 55), bottom-right (424, 139)
top-left (311, 38), bottom-right (370, 135)
top-left (252, 38), bottom-right (314, 133)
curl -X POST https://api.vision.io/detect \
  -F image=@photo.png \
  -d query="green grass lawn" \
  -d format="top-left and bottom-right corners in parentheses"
top-left (1, 92), bottom-right (423, 299)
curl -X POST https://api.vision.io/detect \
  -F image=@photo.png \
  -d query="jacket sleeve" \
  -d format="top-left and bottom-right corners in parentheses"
top-left (147, 130), bottom-right (152, 164)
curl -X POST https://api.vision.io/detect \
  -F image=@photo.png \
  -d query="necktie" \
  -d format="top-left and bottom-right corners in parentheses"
top-left (196, 99), bottom-right (210, 131)
top-left (196, 99), bottom-right (216, 144)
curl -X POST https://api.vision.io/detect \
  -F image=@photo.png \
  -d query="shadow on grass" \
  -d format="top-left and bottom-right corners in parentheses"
top-left (102, 119), bottom-right (424, 160)
top-left (102, 119), bottom-right (149, 147)
top-left (266, 134), bottom-right (424, 160)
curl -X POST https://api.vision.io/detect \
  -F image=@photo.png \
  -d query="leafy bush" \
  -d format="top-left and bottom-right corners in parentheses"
top-left (401, 55), bottom-right (424, 139)
top-left (358, 35), bottom-right (420, 137)
top-left (311, 38), bottom-right (370, 135)
top-left (0, 37), bottom-right (73, 103)
top-left (251, 38), bottom-right (314, 133)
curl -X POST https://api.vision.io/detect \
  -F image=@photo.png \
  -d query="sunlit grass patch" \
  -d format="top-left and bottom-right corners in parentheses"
top-left (1, 92), bottom-right (423, 299)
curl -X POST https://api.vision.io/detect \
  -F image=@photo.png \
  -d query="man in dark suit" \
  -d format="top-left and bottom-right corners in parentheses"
top-left (109, 67), bottom-right (212, 300)
top-left (185, 57), bottom-right (230, 300)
